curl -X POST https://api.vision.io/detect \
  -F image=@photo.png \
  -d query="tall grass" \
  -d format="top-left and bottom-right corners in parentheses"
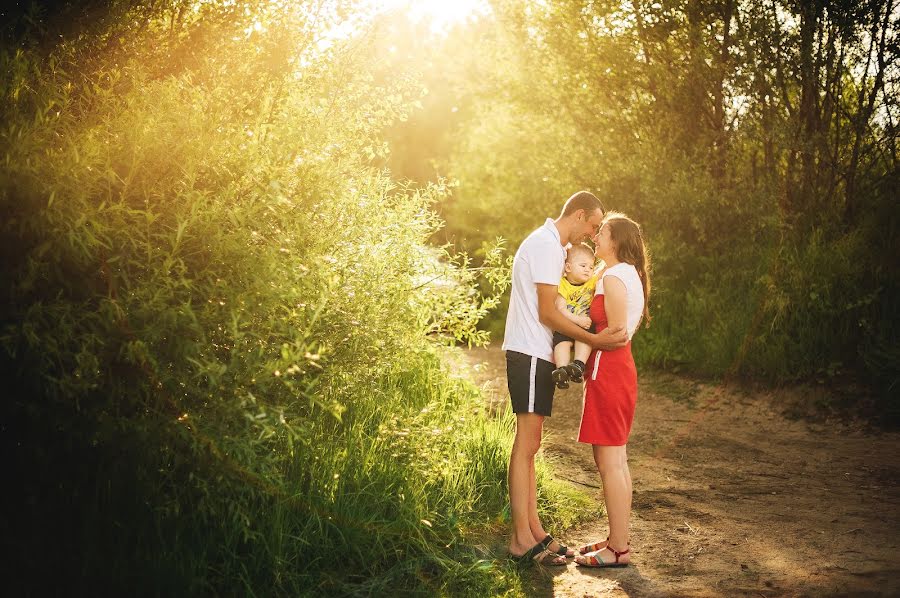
top-left (1, 3), bottom-right (591, 594)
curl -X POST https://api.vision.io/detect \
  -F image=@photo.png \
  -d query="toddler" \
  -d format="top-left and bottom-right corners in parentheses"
top-left (552, 243), bottom-right (601, 389)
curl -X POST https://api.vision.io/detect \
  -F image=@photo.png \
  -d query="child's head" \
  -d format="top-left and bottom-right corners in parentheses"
top-left (564, 243), bottom-right (595, 284)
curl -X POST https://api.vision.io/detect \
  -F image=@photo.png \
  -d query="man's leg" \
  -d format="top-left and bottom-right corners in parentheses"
top-left (508, 413), bottom-right (544, 555)
top-left (527, 454), bottom-right (544, 539)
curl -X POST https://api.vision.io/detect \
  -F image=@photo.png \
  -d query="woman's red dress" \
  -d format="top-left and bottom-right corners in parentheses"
top-left (578, 292), bottom-right (638, 446)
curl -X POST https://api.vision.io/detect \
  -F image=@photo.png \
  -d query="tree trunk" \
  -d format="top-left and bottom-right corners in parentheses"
top-left (797, 0), bottom-right (820, 222)
top-left (712, 0), bottom-right (735, 184)
top-left (845, 0), bottom-right (892, 226)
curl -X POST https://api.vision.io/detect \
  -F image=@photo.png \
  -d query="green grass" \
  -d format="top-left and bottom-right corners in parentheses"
top-left (7, 347), bottom-right (595, 596)
top-left (0, 4), bottom-right (591, 591)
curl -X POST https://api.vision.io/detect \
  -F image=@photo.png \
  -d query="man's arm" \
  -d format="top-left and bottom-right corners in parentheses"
top-left (537, 284), bottom-right (627, 350)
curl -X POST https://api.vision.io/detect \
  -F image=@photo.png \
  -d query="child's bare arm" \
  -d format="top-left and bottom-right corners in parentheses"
top-left (555, 294), bottom-right (569, 313)
top-left (556, 295), bottom-right (592, 328)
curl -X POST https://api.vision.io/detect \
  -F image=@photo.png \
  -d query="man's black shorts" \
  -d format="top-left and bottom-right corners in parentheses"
top-left (506, 350), bottom-right (555, 417)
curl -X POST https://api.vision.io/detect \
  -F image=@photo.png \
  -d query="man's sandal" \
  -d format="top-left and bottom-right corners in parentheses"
top-left (507, 541), bottom-right (567, 567)
top-left (577, 537), bottom-right (609, 555)
top-left (542, 534), bottom-right (575, 558)
top-left (574, 545), bottom-right (630, 568)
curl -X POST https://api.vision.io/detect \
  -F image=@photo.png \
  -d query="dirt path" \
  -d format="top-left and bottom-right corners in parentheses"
top-left (457, 346), bottom-right (900, 597)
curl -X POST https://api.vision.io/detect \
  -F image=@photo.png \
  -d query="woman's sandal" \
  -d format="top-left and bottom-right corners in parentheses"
top-left (507, 540), bottom-right (567, 567)
top-left (577, 537), bottom-right (609, 555)
top-left (542, 534), bottom-right (575, 558)
top-left (574, 544), bottom-right (631, 568)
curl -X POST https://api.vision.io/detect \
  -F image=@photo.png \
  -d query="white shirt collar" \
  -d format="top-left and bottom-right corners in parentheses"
top-left (543, 218), bottom-right (563, 246)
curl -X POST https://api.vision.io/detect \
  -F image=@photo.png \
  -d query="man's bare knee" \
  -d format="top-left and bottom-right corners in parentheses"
top-left (513, 416), bottom-right (544, 457)
top-left (512, 433), bottom-right (541, 458)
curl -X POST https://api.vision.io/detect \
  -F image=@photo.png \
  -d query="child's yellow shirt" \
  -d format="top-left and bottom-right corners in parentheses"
top-left (559, 272), bottom-right (599, 316)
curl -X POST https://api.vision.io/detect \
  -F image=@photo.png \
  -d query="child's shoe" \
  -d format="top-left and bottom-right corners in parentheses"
top-left (566, 360), bottom-right (586, 383)
top-left (552, 366), bottom-right (570, 389)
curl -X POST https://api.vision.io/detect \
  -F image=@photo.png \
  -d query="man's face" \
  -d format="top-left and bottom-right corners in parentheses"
top-left (575, 208), bottom-right (605, 243)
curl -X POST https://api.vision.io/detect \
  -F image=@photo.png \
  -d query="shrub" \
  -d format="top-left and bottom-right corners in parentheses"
top-left (1, 2), bottom-right (578, 594)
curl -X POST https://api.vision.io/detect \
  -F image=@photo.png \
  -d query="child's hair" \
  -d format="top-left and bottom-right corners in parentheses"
top-left (566, 242), bottom-right (595, 263)
top-left (603, 212), bottom-right (651, 325)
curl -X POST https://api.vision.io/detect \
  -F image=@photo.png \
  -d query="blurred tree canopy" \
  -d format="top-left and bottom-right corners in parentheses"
top-left (383, 0), bottom-right (899, 409)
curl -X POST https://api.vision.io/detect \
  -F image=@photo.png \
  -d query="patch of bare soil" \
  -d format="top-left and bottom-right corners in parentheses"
top-left (455, 345), bottom-right (900, 597)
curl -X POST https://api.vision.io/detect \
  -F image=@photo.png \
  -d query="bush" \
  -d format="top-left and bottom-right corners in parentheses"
top-left (1, 3), bottom-right (584, 594)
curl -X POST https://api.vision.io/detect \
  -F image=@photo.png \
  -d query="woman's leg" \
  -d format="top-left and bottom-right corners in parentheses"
top-left (624, 445), bottom-right (632, 517)
top-left (591, 444), bottom-right (631, 563)
top-left (508, 414), bottom-right (543, 555)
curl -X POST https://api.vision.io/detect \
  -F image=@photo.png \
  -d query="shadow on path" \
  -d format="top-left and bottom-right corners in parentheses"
top-left (459, 345), bottom-right (900, 597)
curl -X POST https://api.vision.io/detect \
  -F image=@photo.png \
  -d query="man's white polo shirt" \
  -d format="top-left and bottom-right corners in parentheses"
top-left (501, 218), bottom-right (566, 362)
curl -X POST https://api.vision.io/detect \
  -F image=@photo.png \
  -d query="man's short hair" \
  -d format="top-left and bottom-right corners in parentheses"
top-left (561, 191), bottom-right (604, 218)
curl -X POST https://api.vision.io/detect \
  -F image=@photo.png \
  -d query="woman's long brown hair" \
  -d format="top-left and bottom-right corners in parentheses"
top-left (604, 212), bottom-right (652, 325)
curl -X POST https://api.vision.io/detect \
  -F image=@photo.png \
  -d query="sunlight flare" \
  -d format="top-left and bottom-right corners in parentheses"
top-left (376, 0), bottom-right (488, 32)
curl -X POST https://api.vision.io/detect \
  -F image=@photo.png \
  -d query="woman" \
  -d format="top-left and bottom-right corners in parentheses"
top-left (573, 212), bottom-right (651, 568)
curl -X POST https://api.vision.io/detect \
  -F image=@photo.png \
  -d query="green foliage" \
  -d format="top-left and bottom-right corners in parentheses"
top-left (394, 0), bottom-right (898, 417)
top-left (0, 2), bottom-right (585, 594)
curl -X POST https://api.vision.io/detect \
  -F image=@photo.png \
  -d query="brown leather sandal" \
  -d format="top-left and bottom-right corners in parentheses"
top-left (542, 534), bottom-right (575, 558)
top-left (532, 548), bottom-right (568, 566)
top-left (508, 541), bottom-right (567, 567)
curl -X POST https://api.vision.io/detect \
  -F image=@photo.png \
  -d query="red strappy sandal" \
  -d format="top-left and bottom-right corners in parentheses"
top-left (575, 544), bottom-right (630, 568)
top-left (577, 536), bottom-right (609, 555)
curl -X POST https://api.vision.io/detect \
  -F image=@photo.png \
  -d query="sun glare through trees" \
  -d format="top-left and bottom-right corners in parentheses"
top-left (2, 0), bottom-right (897, 595)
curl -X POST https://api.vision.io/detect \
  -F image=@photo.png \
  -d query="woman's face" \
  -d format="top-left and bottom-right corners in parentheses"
top-left (593, 223), bottom-right (616, 261)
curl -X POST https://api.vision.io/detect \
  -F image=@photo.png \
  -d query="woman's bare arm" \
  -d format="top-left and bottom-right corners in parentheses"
top-left (602, 275), bottom-right (628, 333)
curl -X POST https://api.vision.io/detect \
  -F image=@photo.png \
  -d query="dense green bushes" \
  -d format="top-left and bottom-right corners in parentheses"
top-left (392, 1), bottom-right (899, 417)
top-left (1, 2), bottom-right (588, 594)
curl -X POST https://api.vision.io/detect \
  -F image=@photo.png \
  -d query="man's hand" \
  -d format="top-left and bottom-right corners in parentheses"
top-left (591, 325), bottom-right (628, 350)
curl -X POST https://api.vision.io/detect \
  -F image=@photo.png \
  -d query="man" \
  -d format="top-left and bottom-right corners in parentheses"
top-left (503, 190), bottom-right (628, 564)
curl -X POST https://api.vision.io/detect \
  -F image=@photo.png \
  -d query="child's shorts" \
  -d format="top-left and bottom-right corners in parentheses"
top-left (552, 331), bottom-right (574, 347)
top-left (553, 324), bottom-right (595, 347)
